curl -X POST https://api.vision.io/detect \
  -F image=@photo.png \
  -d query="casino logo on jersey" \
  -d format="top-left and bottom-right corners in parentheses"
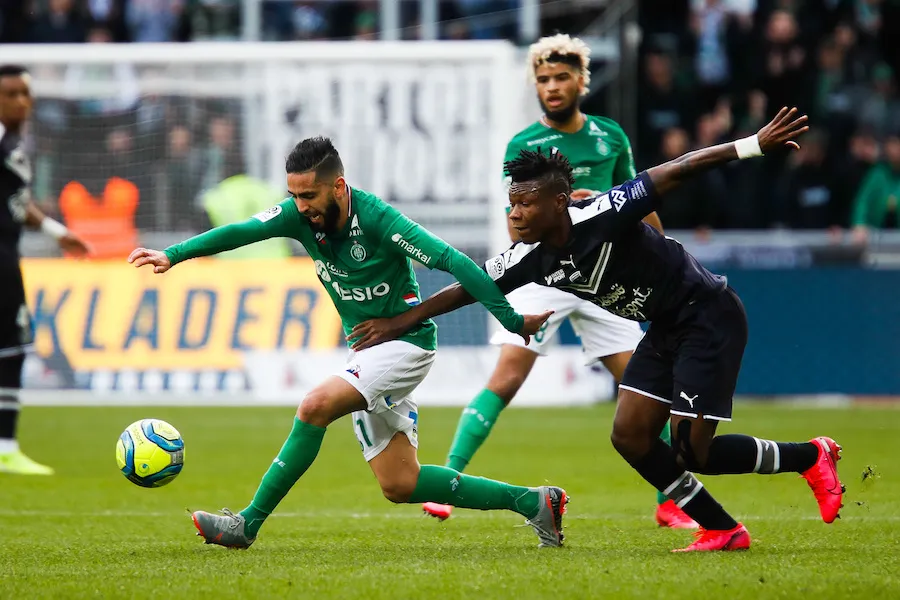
top-left (350, 241), bottom-right (367, 262)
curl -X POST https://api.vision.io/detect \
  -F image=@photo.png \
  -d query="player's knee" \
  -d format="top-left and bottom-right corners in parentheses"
top-left (379, 477), bottom-right (417, 504)
top-left (610, 423), bottom-right (645, 462)
top-left (296, 391), bottom-right (335, 427)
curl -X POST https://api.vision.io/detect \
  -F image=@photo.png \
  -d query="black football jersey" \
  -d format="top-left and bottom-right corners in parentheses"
top-left (0, 124), bottom-right (30, 266)
top-left (484, 171), bottom-right (727, 323)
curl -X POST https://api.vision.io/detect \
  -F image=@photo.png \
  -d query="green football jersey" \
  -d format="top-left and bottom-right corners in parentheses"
top-left (165, 187), bottom-right (523, 351)
top-left (504, 115), bottom-right (636, 192)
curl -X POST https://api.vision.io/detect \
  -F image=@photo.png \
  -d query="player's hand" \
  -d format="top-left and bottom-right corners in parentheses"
top-left (128, 247), bottom-right (172, 274)
top-left (518, 310), bottom-right (554, 346)
top-left (347, 316), bottom-right (411, 351)
top-left (58, 232), bottom-right (91, 257)
top-left (757, 106), bottom-right (809, 153)
top-left (570, 189), bottom-right (597, 201)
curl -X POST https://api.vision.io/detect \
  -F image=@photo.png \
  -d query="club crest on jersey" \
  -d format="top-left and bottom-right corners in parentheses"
top-left (596, 139), bottom-right (611, 156)
top-left (346, 364), bottom-right (361, 379)
top-left (350, 241), bottom-right (367, 262)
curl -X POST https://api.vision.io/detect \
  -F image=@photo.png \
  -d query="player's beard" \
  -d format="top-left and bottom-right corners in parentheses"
top-left (316, 194), bottom-right (342, 234)
top-left (540, 96), bottom-right (578, 125)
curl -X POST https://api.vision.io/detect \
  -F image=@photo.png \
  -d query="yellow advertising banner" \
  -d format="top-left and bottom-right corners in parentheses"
top-left (21, 258), bottom-right (343, 371)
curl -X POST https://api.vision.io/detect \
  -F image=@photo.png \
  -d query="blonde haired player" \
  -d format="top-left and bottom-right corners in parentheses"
top-left (418, 34), bottom-right (698, 527)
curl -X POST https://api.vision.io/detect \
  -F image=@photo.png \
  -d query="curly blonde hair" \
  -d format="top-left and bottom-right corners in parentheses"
top-left (527, 34), bottom-right (591, 96)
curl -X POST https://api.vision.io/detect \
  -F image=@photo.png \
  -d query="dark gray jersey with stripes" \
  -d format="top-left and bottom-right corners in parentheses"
top-left (484, 171), bottom-right (727, 323)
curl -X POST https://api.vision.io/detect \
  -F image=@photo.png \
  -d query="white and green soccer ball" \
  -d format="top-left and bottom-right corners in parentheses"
top-left (116, 419), bottom-right (185, 488)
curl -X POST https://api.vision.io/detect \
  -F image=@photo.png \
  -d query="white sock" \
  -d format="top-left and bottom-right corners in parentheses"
top-left (0, 438), bottom-right (19, 454)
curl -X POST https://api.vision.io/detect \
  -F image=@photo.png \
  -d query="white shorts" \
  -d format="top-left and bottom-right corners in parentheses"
top-left (490, 283), bottom-right (644, 365)
top-left (336, 340), bottom-right (436, 462)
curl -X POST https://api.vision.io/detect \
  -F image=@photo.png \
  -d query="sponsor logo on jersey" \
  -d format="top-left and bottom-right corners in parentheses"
top-left (597, 283), bottom-right (652, 320)
top-left (315, 232), bottom-right (326, 244)
top-left (572, 166), bottom-right (592, 177)
top-left (252, 205), bottom-right (282, 223)
top-left (350, 241), bottom-right (367, 262)
top-left (331, 281), bottom-right (391, 302)
top-left (568, 270), bottom-right (582, 282)
top-left (545, 269), bottom-right (564, 285)
top-left (314, 260), bottom-right (332, 282)
top-left (610, 188), bottom-right (627, 212)
top-left (486, 255), bottom-right (505, 280)
top-left (314, 259), bottom-right (349, 280)
top-left (349, 214), bottom-right (363, 237)
top-left (526, 134), bottom-right (563, 146)
top-left (403, 293), bottom-right (420, 306)
top-left (346, 364), bottom-right (361, 379)
top-left (390, 233), bottom-right (432, 265)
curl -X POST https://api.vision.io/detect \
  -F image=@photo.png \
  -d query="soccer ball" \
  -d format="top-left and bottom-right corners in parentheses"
top-left (115, 419), bottom-right (184, 488)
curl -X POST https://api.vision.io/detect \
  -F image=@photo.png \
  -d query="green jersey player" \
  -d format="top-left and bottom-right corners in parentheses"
top-left (353, 35), bottom-right (695, 528)
top-left (128, 137), bottom-right (567, 549)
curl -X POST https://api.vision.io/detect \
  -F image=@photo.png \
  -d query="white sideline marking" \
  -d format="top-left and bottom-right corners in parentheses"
top-left (0, 510), bottom-right (894, 521)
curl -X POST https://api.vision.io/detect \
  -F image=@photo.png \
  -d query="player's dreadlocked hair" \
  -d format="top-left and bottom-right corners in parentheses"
top-left (286, 136), bottom-right (344, 180)
top-left (504, 147), bottom-right (575, 196)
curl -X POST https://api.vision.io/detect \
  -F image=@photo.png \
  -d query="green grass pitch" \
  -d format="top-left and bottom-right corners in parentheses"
top-left (1, 403), bottom-right (898, 599)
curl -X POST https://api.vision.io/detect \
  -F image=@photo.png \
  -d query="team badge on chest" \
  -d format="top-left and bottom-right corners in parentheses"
top-left (350, 241), bottom-right (367, 262)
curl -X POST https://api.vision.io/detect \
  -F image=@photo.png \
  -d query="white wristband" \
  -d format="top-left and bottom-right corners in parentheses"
top-left (734, 135), bottom-right (763, 159)
top-left (40, 217), bottom-right (69, 240)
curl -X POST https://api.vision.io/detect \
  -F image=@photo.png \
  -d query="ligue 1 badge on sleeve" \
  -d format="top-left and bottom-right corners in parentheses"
top-left (350, 241), bottom-right (367, 262)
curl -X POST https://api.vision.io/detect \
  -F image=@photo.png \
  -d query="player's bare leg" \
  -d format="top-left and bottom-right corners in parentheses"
top-left (600, 351), bottom-right (698, 529)
top-left (192, 377), bottom-right (367, 548)
top-left (423, 344), bottom-right (538, 520)
top-left (376, 432), bottom-right (568, 547)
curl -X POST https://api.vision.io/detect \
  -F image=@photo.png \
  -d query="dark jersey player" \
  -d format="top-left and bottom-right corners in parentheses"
top-left (347, 107), bottom-right (845, 552)
top-left (0, 65), bottom-right (90, 475)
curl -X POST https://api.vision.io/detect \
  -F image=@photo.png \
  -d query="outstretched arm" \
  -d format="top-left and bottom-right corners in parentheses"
top-left (129, 202), bottom-right (293, 272)
top-left (648, 107), bottom-right (808, 196)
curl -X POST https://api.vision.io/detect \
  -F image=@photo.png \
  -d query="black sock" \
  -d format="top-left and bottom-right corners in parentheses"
top-left (0, 355), bottom-right (23, 442)
top-left (704, 435), bottom-right (819, 474)
top-left (631, 439), bottom-right (737, 531)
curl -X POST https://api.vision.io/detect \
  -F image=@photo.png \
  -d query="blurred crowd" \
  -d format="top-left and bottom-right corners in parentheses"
top-left (637, 0), bottom-right (900, 239)
top-left (2, 0), bottom-right (900, 239)
top-left (0, 0), bottom-right (529, 43)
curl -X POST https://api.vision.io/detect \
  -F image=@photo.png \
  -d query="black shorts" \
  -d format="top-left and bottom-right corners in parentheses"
top-left (0, 268), bottom-right (32, 358)
top-left (620, 286), bottom-right (748, 421)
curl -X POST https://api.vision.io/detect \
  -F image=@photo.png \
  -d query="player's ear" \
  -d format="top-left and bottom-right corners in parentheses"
top-left (556, 192), bottom-right (569, 212)
top-left (333, 175), bottom-right (346, 197)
